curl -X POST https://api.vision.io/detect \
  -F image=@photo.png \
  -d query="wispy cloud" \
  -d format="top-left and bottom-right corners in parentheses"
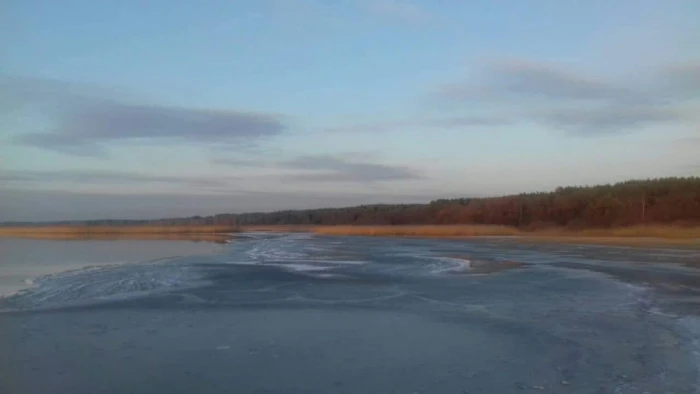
top-left (2, 77), bottom-right (288, 156)
top-left (439, 59), bottom-right (632, 102)
top-left (209, 157), bottom-right (264, 167)
top-left (212, 153), bottom-right (423, 183)
top-left (537, 105), bottom-right (686, 133)
top-left (325, 115), bottom-right (512, 134)
top-left (0, 169), bottom-right (235, 189)
top-left (436, 58), bottom-right (700, 133)
top-left (283, 154), bottom-right (422, 182)
top-left (661, 62), bottom-right (700, 98)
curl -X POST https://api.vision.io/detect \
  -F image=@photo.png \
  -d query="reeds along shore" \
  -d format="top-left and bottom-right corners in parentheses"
top-left (0, 225), bottom-right (240, 239)
top-left (1, 224), bottom-right (699, 245)
top-left (308, 224), bottom-right (700, 239)
top-left (304, 225), bottom-right (700, 246)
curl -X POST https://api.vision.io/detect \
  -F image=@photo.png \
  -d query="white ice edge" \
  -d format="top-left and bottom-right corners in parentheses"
top-left (0, 257), bottom-right (201, 310)
top-left (428, 256), bottom-right (472, 274)
top-left (227, 260), bottom-right (367, 272)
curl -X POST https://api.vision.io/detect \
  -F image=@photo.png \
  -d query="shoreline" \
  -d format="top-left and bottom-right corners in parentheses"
top-left (0, 225), bottom-right (240, 242)
top-left (1, 224), bottom-right (700, 248)
top-left (500, 235), bottom-right (700, 248)
top-left (0, 232), bottom-right (235, 243)
top-left (304, 225), bottom-right (700, 248)
top-left (444, 235), bottom-right (700, 248)
top-left (311, 233), bottom-right (700, 248)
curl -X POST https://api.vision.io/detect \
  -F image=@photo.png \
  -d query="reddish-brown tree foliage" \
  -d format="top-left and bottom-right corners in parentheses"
top-left (8, 177), bottom-right (699, 229)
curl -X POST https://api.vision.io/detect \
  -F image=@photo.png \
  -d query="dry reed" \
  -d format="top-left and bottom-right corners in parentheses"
top-left (3, 224), bottom-right (699, 246)
top-left (0, 225), bottom-right (240, 239)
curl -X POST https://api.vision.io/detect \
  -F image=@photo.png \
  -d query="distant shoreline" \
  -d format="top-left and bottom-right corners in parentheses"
top-left (2, 224), bottom-right (699, 247)
top-left (0, 225), bottom-right (240, 242)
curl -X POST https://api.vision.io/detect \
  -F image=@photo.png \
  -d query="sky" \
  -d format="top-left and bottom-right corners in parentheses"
top-left (2, 0), bottom-right (699, 221)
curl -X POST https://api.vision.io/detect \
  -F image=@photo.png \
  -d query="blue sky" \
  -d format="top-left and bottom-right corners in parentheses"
top-left (2, 0), bottom-right (699, 221)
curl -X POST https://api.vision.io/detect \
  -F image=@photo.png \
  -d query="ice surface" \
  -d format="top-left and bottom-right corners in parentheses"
top-left (1, 233), bottom-right (699, 393)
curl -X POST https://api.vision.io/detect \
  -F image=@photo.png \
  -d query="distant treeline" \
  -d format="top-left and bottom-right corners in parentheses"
top-left (5, 177), bottom-right (700, 229)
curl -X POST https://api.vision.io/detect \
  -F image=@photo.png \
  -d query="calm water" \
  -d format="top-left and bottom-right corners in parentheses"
top-left (1, 233), bottom-right (699, 393)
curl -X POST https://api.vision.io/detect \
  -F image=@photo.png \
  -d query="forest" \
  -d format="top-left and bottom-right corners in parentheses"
top-left (5, 177), bottom-right (700, 229)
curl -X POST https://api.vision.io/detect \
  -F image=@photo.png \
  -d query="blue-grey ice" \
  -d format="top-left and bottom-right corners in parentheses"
top-left (1, 233), bottom-right (699, 393)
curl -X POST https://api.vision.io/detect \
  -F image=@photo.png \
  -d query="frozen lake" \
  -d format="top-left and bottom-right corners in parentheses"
top-left (1, 233), bottom-right (699, 393)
